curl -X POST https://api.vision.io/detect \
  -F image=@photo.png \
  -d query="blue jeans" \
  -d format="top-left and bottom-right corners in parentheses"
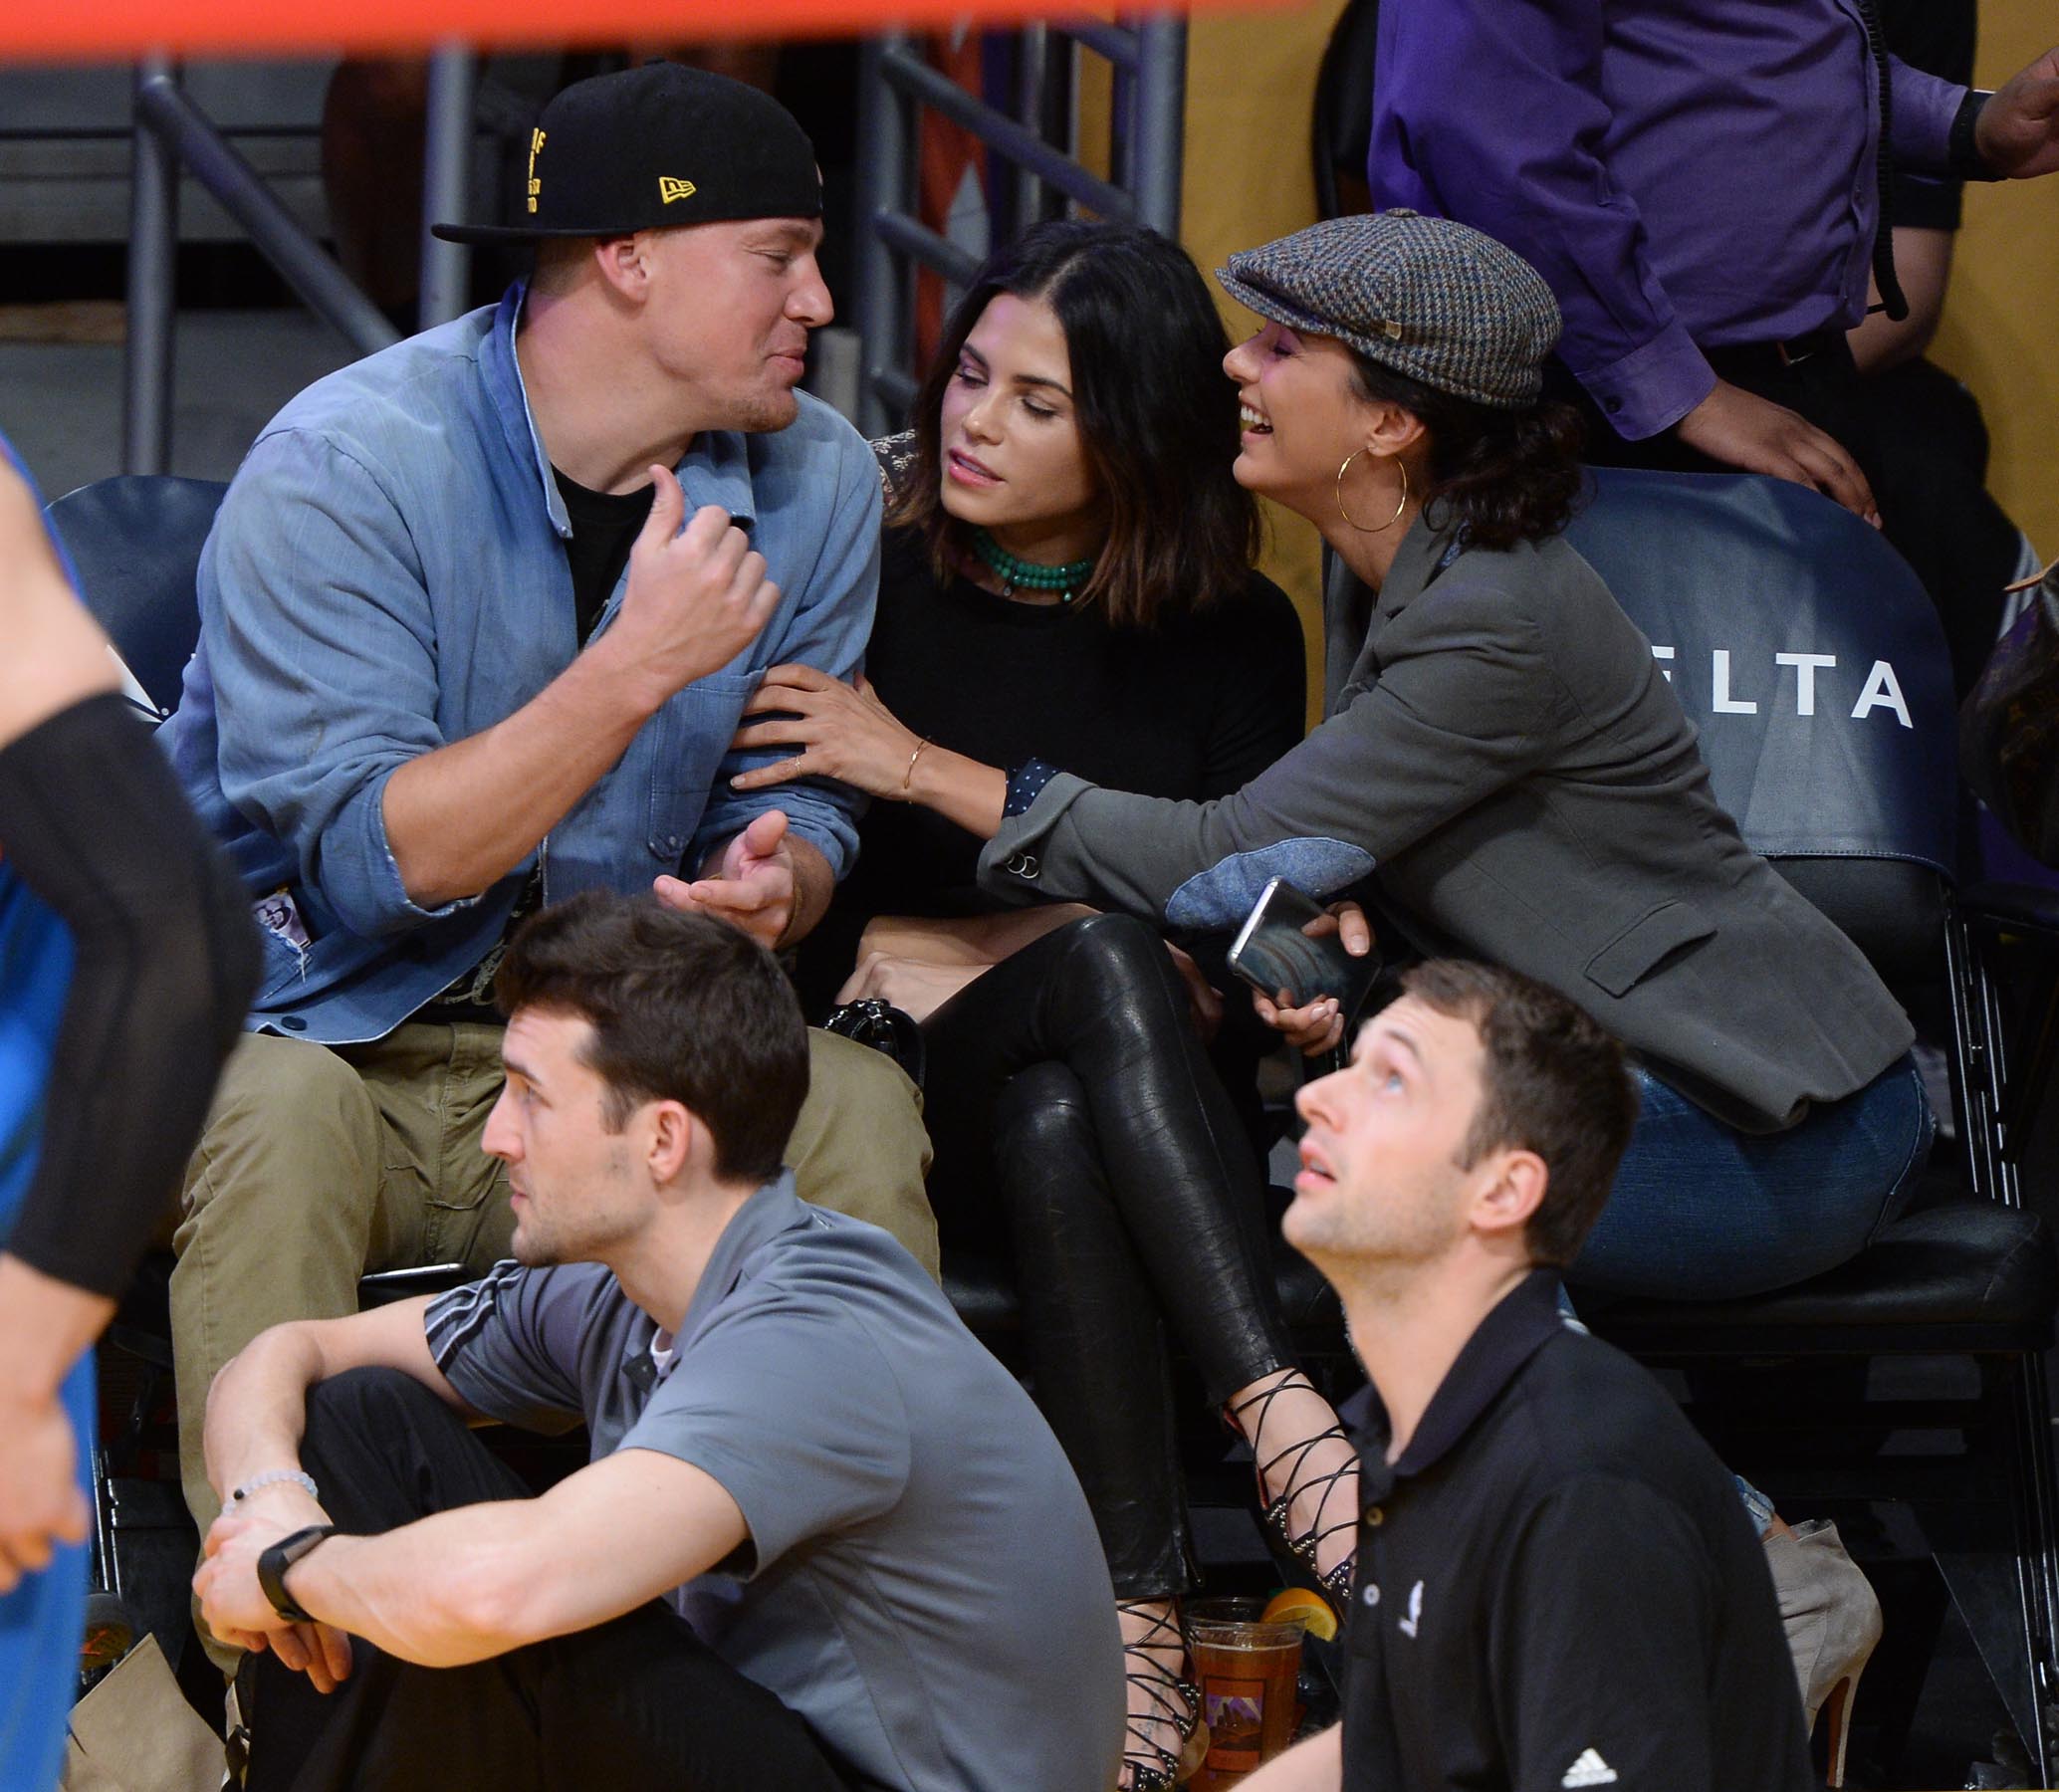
top-left (1570, 1052), bottom-right (1935, 1302)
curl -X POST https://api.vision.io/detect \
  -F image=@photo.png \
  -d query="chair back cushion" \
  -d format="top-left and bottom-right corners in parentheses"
top-left (1565, 469), bottom-right (1956, 977)
top-left (1564, 469), bottom-right (1951, 877)
top-left (1565, 467), bottom-right (1956, 871)
top-left (44, 476), bottom-right (228, 716)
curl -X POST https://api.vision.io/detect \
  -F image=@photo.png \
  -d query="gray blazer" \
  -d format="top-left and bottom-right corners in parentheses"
top-left (976, 519), bottom-right (1913, 1132)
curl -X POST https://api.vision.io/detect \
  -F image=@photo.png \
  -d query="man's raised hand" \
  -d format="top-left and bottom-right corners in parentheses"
top-left (603, 467), bottom-right (782, 709)
top-left (654, 808), bottom-right (798, 951)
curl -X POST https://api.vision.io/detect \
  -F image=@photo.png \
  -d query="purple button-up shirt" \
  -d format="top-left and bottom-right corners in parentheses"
top-left (1368, 0), bottom-right (1966, 439)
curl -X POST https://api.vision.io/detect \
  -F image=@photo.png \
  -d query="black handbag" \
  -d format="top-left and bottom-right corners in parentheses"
top-left (1962, 558), bottom-right (2059, 868)
top-left (821, 997), bottom-right (927, 1089)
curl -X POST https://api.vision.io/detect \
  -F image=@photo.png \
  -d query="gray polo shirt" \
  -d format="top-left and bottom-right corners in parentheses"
top-left (423, 1174), bottom-right (1121, 1792)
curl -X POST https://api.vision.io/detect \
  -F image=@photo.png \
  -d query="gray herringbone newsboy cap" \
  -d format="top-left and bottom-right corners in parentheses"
top-left (1217, 211), bottom-right (1561, 410)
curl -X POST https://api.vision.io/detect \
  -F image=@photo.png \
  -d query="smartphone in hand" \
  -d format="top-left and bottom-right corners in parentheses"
top-left (1227, 877), bottom-right (1380, 1020)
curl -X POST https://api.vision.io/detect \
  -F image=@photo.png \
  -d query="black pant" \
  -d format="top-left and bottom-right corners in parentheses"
top-left (919, 913), bottom-right (1295, 1599)
top-left (241, 1369), bottom-right (854, 1792)
top-left (1560, 342), bottom-right (2017, 699)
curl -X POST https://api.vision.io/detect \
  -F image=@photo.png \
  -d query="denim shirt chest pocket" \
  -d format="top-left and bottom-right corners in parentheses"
top-left (644, 669), bottom-right (761, 870)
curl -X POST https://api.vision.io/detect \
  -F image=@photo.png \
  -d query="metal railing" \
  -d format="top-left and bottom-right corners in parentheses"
top-left (120, 49), bottom-right (478, 475)
top-left (851, 17), bottom-right (1187, 435)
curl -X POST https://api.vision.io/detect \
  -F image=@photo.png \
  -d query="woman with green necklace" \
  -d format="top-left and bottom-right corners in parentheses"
top-left (732, 220), bottom-right (1359, 1791)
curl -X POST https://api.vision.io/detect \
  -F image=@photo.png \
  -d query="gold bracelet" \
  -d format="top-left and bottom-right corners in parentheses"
top-left (901, 737), bottom-right (932, 796)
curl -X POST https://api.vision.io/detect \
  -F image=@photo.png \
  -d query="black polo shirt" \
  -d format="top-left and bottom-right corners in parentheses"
top-left (1338, 1272), bottom-right (1814, 1792)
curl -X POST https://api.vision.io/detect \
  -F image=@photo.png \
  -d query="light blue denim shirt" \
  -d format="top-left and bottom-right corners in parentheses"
top-left (156, 285), bottom-right (879, 1045)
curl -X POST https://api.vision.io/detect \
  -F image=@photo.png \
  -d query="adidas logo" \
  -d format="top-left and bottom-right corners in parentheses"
top-left (1561, 1748), bottom-right (1618, 1788)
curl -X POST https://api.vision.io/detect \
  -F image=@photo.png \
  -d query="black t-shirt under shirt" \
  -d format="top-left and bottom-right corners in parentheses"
top-left (794, 523), bottom-right (1308, 1013)
top-left (556, 468), bottom-right (657, 645)
top-left (411, 469), bottom-right (655, 1025)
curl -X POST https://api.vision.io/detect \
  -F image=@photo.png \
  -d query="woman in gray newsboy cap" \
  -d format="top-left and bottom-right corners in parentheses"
top-left (974, 210), bottom-right (1929, 1742)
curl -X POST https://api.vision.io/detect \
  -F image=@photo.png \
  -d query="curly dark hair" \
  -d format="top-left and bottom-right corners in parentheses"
top-left (889, 220), bottom-right (1260, 629)
top-left (1348, 353), bottom-right (1589, 552)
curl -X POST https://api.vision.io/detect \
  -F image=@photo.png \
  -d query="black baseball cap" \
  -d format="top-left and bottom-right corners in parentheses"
top-left (431, 62), bottom-right (821, 246)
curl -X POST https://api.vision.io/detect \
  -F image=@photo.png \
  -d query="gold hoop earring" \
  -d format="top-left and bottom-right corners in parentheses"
top-left (1335, 448), bottom-right (1409, 533)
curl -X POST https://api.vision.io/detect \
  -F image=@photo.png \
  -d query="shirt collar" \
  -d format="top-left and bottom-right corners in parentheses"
top-left (1345, 1269), bottom-right (1567, 1491)
top-left (621, 1178), bottom-right (814, 1376)
top-left (621, 1171), bottom-right (810, 1383)
top-left (480, 280), bottom-right (760, 545)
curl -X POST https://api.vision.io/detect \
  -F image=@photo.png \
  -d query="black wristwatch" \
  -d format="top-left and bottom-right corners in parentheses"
top-left (1948, 89), bottom-right (2005, 182)
top-left (257, 1524), bottom-right (337, 1624)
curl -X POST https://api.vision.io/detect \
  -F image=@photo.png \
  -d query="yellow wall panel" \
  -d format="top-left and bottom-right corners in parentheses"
top-left (1184, 0), bottom-right (1350, 718)
top-left (1931, 0), bottom-right (2059, 563)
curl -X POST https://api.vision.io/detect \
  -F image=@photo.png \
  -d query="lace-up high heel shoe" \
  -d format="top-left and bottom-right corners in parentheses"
top-left (1224, 1368), bottom-right (1359, 1616)
top-left (1764, 1519), bottom-right (1881, 1788)
top-left (1115, 1601), bottom-right (1206, 1790)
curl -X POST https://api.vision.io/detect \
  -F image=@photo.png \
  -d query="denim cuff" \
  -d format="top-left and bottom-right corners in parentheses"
top-left (1735, 1474), bottom-right (1778, 1538)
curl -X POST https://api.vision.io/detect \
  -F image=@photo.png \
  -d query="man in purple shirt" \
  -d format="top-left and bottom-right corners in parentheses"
top-left (1369, 4), bottom-right (2059, 520)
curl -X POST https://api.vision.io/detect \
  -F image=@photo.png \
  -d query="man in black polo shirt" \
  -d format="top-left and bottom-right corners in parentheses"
top-left (1245, 960), bottom-right (1815, 1792)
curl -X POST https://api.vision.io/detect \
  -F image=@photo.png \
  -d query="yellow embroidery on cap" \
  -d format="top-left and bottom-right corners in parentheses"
top-left (658, 177), bottom-right (698, 205)
top-left (526, 127), bottom-right (546, 214)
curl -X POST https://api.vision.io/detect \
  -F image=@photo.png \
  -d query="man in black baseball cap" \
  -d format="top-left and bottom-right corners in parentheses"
top-left (152, 54), bottom-right (939, 1702)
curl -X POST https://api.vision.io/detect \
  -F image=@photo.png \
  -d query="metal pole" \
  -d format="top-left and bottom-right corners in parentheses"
top-left (853, 34), bottom-right (911, 437)
top-left (1054, 17), bottom-right (1141, 70)
top-left (875, 210), bottom-right (984, 287)
top-left (418, 45), bottom-right (475, 330)
top-left (879, 47), bottom-right (1136, 221)
top-left (135, 77), bottom-right (400, 357)
top-left (1014, 25), bottom-right (1049, 230)
top-left (1130, 16), bottom-right (1187, 235)
top-left (123, 55), bottom-right (179, 477)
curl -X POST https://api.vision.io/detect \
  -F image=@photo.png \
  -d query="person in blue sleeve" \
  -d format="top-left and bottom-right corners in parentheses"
top-left (151, 62), bottom-right (936, 1619)
top-left (0, 440), bottom-right (256, 1791)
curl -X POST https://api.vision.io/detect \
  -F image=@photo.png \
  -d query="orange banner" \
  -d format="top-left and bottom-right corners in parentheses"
top-left (0, 0), bottom-right (1284, 63)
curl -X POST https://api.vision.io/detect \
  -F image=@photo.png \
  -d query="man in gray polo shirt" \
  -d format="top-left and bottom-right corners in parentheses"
top-left (192, 894), bottom-right (1122, 1791)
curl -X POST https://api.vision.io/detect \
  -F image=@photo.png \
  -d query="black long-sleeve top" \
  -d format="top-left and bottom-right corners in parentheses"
top-left (797, 525), bottom-right (1306, 1012)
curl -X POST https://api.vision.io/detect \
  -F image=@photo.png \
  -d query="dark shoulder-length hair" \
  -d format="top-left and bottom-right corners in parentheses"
top-left (1347, 354), bottom-right (1589, 552)
top-left (888, 220), bottom-right (1259, 629)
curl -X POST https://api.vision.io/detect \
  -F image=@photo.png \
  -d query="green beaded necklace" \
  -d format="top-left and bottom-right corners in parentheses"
top-left (971, 528), bottom-right (1097, 604)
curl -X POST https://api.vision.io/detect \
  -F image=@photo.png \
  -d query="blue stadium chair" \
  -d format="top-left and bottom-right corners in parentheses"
top-left (44, 475), bottom-right (227, 717)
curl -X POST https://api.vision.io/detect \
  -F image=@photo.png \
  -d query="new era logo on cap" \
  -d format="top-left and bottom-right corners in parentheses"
top-left (658, 177), bottom-right (698, 205)
top-left (1560, 1747), bottom-right (1618, 1787)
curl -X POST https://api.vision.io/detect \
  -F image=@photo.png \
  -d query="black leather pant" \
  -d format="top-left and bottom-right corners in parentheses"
top-left (922, 913), bottom-right (1295, 1599)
